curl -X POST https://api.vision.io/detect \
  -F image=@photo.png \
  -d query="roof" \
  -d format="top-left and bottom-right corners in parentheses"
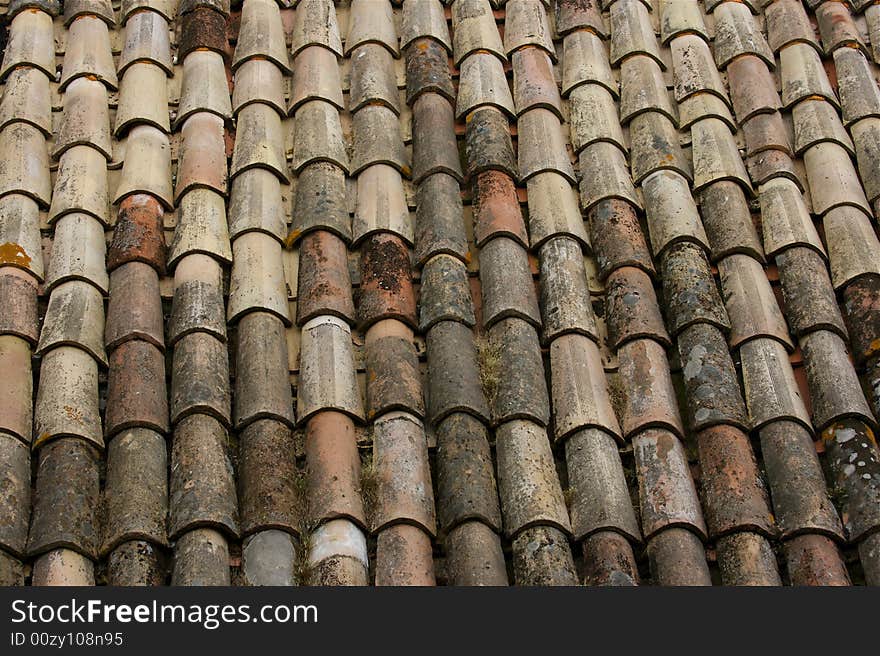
top-left (0, 0), bottom-right (879, 587)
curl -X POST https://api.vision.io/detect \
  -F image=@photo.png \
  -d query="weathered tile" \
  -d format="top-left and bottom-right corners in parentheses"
top-left (0, 123), bottom-right (52, 208)
top-left (291, 0), bottom-right (343, 57)
top-left (306, 520), bottom-right (368, 586)
top-left (646, 527), bottom-right (711, 586)
top-left (759, 420), bottom-right (844, 541)
top-left (170, 331), bottom-right (231, 427)
top-left (852, 117), bottom-right (880, 203)
top-left (118, 8), bottom-right (173, 75)
top-left (511, 47), bottom-right (561, 118)
top-left (550, 333), bottom-right (621, 442)
top-left (230, 103), bottom-right (289, 184)
top-left (678, 92), bottom-right (738, 132)
top-left (0, 10), bottom-right (56, 81)
top-left (435, 413), bottom-right (501, 533)
top-left (121, 0), bottom-right (177, 22)
top-left (578, 143), bottom-right (642, 211)
top-left (451, 0), bottom-right (505, 65)
top-left (176, 51), bottom-right (233, 125)
top-left (740, 337), bottom-right (810, 431)
top-left (643, 170), bottom-right (709, 257)
top-left (511, 525), bottom-right (578, 585)
top-left (105, 263), bottom-right (165, 351)
top-left (401, 0), bottom-right (451, 52)
top-left (825, 205), bottom-right (880, 289)
top-left (228, 232), bottom-right (291, 324)
top-left (677, 322), bottom-right (749, 431)
top-left (291, 162), bottom-right (351, 243)
top-left (659, 241), bottom-right (729, 337)
top-left (746, 148), bottom-right (804, 191)
top-left (102, 428), bottom-right (168, 554)
top-left (107, 194), bottom-right (166, 273)
top-left (232, 0), bottom-right (291, 72)
top-left (504, 0), bottom-right (556, 59)
top-left (169, 413), bottom-right (238, 539)
top-left (742, 111), bottom-right (791, 156)
top-left (618, 338), bottom-right (684, 439)
top-left (718, 253), bottom-right (793, 351)
top-left (569, 84), bottom-right (626, 155)
top-left (37, 280), bottom-right (107, 365)
top-left (426, 322), bottom-right (490, 423)
top-left (660, 0), bottom-right (708, 44)
top-left (691, 117), bottom-right (752, 194)
top-left (350, 44), bottom-right (400, 115)
top-left (765, 0), bottom-right (821, 54)
top-left (290, 46), bottom-right (345, 112)
top-left (168, 277), bottom-right (227, 345)
top-left (803, 141), bottom-right (871, 216)
top-left (843, 276), bottom-right (880, 364)
top-left (726, 53), bottom-right (781, 123)
top-left (54, 77), bottom-right (111, 160)
top-left (777, 246), bottom-right (847, 340)
top-left (561, 29), bottom-right (617, 97)
top-left (291, 100), bottom-right (349, 173)
top-left (517, 108), bottom-right (576, 183)
top-left (376, 521), bottom-right (435, 583)
top-left (63, 0), bottom-right (114, 26)
top-left (629, 111), bottom-right (691, 185)
top-left (238, 420), bottom-right (299, 536)
top-left (353, 164), bottom-right (412, 245)
top-left (114, 125), bottom-right (173, 210)
top-left (793, 99), bottom-right (854, 156)
top-left (759, 177), bottom-right (824, 258)
top-left (0, 67), bottom-right (52, 137)
top-left (228, 168), bottom-right (286, 242)
top-left (419, 255), bottom-right (476, 331)
top-left (233, 312), bottom-right (295, 428)
top-left (526, 172), bottom-right (589, 249)
top-left (587, 197), bottom-right (654, 278)
top-left (495, 419), bottom-right (571, 537)
top-left (232, 58), bottom-right (287, 118)
top-left (565, 427), bottom-right (641, 542)
top-left (0, 432), bottom-right (30, 555)
top-left (171, 527), bottom-right (231, 586)
top-left (803, 329), bottom-right (876, 431)
top-left (59, 16), bottom-right (118, 91)
top-left (405, 37), bottom-right (456, 106)
top-left (33, 346), bottom-right (103, 449)
top-left (0, 336), bottom-right (33, 444)
top-left (867, 4), bottom-right (880, 64)
top-left (105, 340), bottom-right (169, 438)
top-left (780, 42), bottom-right (839, 109)
top-left (620, 55), bottom-right (677, 125)
top-left (712, 0), bottom-right (774, 69)
top-left (456, 52), bottom-right (516, 119)
top-left (488, 318), bottom-right (550, 426)
top-left (168, 188), bottom-right (232, 267)
top-left (633, 427), bottom-right (706, 540)
top-left (175, 113), bottom-right (228, 201)
top-left (465, 107), bottom-right (517, 179)
top-left (0, 194), bottom-right (44, 280)
top-left (414, 172), bottom-right (468, 264)
top-left (115, 63), bottom-right (171, 136)
top-left (784, 534), bottom-right (850, 586)
top-left (0, 270), bottom-right (38, 344)
top-left (610, 0), bottom-right (664, 69)
top-left (357, 232), bottom-right (417, 328)
top-left (696, 424), bottom-right (776, 539)
top-left (412, 93), bottom-right (462, 183)
top-left (296, 230), bottom-right (356, 325)
top-left (372, 412), bottom-right (436, 534)
top-left (672, 34), bottom-right (729, 107)
top-left (44, 212), bottom-right (108, 294)
top-left (556, 0), bottom-right (605, 38)
top-left (538, 236), bottom-right (597, 343)
top-left (816, 0), bottom-right (865, 55)
top-left (835, 47), bottom-right (880, 126)
top-left (178, 7), bottom-right (229, 62)
top-left (296, 316), bottom-right (365, 423)
top-left (346, 0), bottom-right (399, 58)
top-left (479, 236), bottom-right (541, 329)
top-left (606, 266), bottom-right (671, 348)
top-left (27, 438), bottom-right (100, 559)
top-left (364, 334), bottom-right (424, 419)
